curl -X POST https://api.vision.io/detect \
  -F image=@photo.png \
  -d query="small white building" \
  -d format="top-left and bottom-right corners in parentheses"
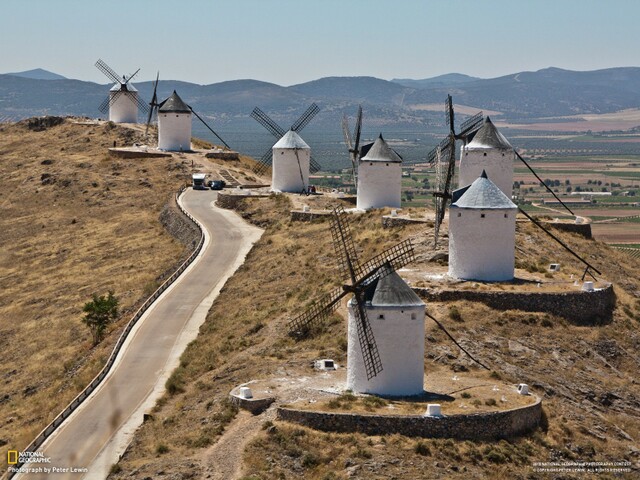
top-left (347, 266), bottom-right (425, 396)
top-left (449, 170), bottom-right (517, 281)
top-left (271, 130), bottom-right (310, 193)
top-left (109, 83), bottom-right (138, 124)
top-left (459, 117), bottom-right (514, 198)
top-left (357, 135), bottom-right (402, 210)
top-left (158, 91), bottom-right (192, 152)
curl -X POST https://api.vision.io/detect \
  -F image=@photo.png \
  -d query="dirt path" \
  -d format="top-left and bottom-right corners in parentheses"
top-left (201, 409), bottom-right (271, 479)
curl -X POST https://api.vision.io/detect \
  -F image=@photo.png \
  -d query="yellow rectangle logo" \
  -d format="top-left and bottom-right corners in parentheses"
top-left (7, 450), bottom-right (18, 464)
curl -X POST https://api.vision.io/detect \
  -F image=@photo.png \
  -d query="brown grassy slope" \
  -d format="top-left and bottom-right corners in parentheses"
top-left (0, 118), bottom-right (188, 454)
top-left (110, 196), bottom-right (639, 479)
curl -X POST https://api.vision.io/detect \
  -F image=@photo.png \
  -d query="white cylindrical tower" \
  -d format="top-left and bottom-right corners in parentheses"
top-left (271, 130), bottom-right (310, 193)
top-left (109, 83), bottom-right (138, 123)
top-left (357, 135), bottom-right (402, 210)
top-left (459, 117), bottom-right (514, 197)
top-left (158, 91), bottom-right (192, 151)
top-left (449, 170), bottom-right (517, 281)
top-left (347, 268), bottom-right (425, 396)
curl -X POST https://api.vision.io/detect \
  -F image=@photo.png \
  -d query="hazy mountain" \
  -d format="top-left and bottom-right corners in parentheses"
top-left (2, 66), bottom-right (640, 125)
top-left (392, 73), bottom-right (480, 89)
top-left (5, 68), bottom-right (67, 80)
top-left (404, 67), bottom-right (640, 118)
top-left (290, 76), bottom-right (410, 105)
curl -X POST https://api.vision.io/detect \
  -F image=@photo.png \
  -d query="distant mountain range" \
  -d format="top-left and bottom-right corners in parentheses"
top-left (2, 66), bottom-right (640, 131)
top-left (6, 68), bottom-right (67, 81)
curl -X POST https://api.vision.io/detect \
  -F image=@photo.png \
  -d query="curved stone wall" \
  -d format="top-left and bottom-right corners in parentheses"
top-left (412, 284), bottom-right (615, 324)
top-left (277, 397), bottom-right (542, 440)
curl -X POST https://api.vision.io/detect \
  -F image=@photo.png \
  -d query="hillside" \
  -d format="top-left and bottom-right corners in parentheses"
top-left (0, 118), bottom-right (192, 457)
top-left (3, 67), bottom-right (640, 125)
top-left (107, 195), bottom-right (640, 479)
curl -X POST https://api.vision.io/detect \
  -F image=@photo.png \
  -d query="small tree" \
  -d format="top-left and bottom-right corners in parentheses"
top-left (82, 291), bottom-right (119, 346)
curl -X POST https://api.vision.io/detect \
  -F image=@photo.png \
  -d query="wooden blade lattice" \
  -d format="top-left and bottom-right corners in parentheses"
top-left (287, 286), bottom-right (346, 338)
top-left (353, 293), bottom-right (383, 379)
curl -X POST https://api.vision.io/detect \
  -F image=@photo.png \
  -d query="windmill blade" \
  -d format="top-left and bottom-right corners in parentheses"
top-left (291, 103), bottom-right (320, 133)
top-left (123, 68), bottom-right (140, 84)
top-left (353, 294), bottom-right (383, 379)
top-left (95, 59), bottom-right (122, 84)
top-left (353, 105), bottom-right (363, 153)
top-left (251, 107), bottom-right (286, 139)
top-left (342, 114), bottom-right (353, 151)
top-left (445, 94), bottom-right (455, 136)
top-left (145, 72), bottom-right (159, 136)
top-left (98, 96), bottom-right (110, 114)
top-left (433, 141), bottom-right (457, 246)
top-left (126, 93), bottom-right (150, 114)
top-left (253, 147), bottom-right (273, 175)
top-left (190, 107), bottom-right (231, 149)
top-left (427, 137), bottom-right (452, 166)
top-left (106, 90), bottom-right (124, 109)
top-left (330, 205), bottom-right (361, 283)
top-left (355, 239), bottom-right (414, 285)
top-left (458, 111), bottom-right (483, 139)
top-left (309, 155), bottom-right (321, 173)
top-left (287, 286), bottom-right (346, 338)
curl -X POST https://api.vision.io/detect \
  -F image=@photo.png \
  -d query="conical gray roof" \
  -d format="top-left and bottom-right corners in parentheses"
top-left (466, 117), bottom-right (512, 150)
top-left (273, 130), bottom-right (310, 149)
top-left (159, 90), bottom-right (191, 113)
top-left (452, 170), bottom-right (517, 209)
top-left (360, 134), bottom-right (402, 163)
top-left (360, 265), bottom-right (424, 307)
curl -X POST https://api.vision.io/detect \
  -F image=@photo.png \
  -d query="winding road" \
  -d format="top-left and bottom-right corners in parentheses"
top-left (17, 189), bottom-right (263, 479)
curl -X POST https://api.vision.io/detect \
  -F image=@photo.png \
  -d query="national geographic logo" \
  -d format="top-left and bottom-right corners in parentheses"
top-left (7, 450), bottom-right (50, 464)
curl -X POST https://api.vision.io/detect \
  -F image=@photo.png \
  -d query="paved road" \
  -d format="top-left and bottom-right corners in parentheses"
top-left (18, 189), bottom-right (262, 479)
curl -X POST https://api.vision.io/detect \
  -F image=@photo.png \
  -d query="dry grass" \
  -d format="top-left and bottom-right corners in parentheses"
top-left (110, 187), bottom-right (640, 479)
top-left (0, 118), bottom-right (190, 454)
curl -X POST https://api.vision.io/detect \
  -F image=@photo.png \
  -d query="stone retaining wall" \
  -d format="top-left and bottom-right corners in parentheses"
top-left (215, 192), bottom-right (271, 210)
top-left (277, 397), bottom-right (541, 440)
top-left (206, 150), bottom-right (240, 161)
top-left (545, 221), bottom-right (592, 239)
top-left (413, 284), bottom-right (615, 324)
top-left (108, 148), bottom-right (171, 159)
top-left (229, 395), bottom-right (275, 415)
top-left (382, 216), bottom-right (431, 228)
top-left (290, 210), bottom-right (332, 222)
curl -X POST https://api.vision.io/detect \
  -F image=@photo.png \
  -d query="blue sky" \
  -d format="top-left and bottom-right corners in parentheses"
top-left (2, 0), bottom-right (639, 85)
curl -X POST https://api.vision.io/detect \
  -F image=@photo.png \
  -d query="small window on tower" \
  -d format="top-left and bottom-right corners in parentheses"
top-left (504, 213), bottom-right (508, 218)
top-left (481, 213), bottom-right (486, 218)
top-left (176, 115), bottom-right (179, 117)
top-left (411, 313), bottom-right (417, 320)
top-left (457, 212), bottom-right (462, 217)
top-left (378, 314), bottom-right (385, 320)
top-left (369, 162), bottom-right (373, 166)
top-left (483, 152), bottom-right (487, 156)
top-left (386, 163), bottom-right (389, 166)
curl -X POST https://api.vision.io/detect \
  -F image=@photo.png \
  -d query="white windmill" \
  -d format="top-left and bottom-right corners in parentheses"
top-left (346, 264), bottom-right (425, 395)
top-left (343, 108), bottom-right (403, 210)
top-left (156, 91), bottom-right (192, 152)
top-left (250, 104), bottom-right (322, 191)
top-left (271, 130), bottom-right (311, 193)
top-left (357, 134), bottom-right (403, 210)
top-left (287, 207), bottom-right (424, 397)
top-left (448, 170), bottom-right (517, 281)
top-left (458, 117), bottom-right (515, 197)
top-left (95, 59), bottom-right (148, 124)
